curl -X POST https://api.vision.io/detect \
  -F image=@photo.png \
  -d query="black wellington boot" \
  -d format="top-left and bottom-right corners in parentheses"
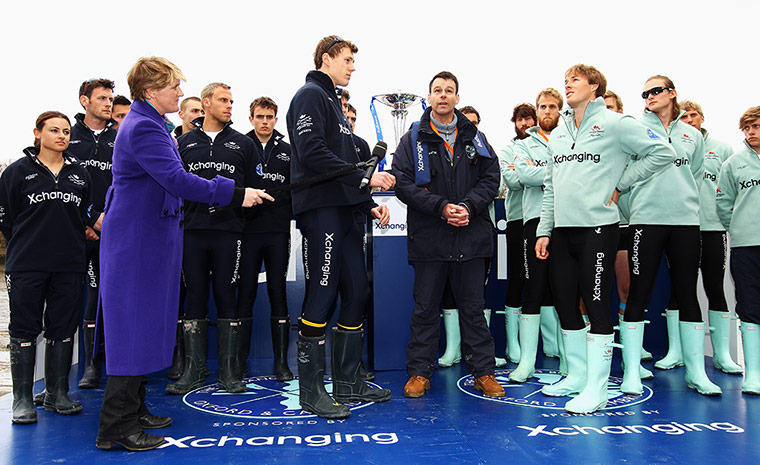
top-left (166, 319), bottom-right (207, 395)
top-left (216, 319), bottom-right (246, 393)
top-left (271, 317), bottom-right (294, 381)
top-left (43, 338), bottom-right (83, 415)
top-left (167, 320), bottom-right (185, 380)
top-left (10, 338), bottom-right (37, 424)
top-left (237, 317), bottom-right (252, 380)
top-left (78, 320), bottom-right (101, 389)
top-left (331, 327), bottom-right (391, 403)
top-left (297, 334), bottom-right (350, 419)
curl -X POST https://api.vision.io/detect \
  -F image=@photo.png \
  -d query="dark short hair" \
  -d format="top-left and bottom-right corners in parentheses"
top-left (249, 96), bottom-right (278, 117)
top-left (341, 88), bottom-right (350, 101)
top-left (79, 79), bottom-right (115, 99)
top-left (113, 95), bottom-right (131, 107)
top-left (429, 71), bottom-right (459, 94)
top-left (346, 103), bottom-right (357, 114)
top-left (313, 35), bottom-right (358, 69)
top-left (459, 105), bottom-right (480, 124)
top-left (511, 103), bottom-right (537, 123)
top-left (34, 111), bottom-right (71, 147)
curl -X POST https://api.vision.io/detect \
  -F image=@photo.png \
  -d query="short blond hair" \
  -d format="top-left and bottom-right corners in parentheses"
top-left (201, 83), bottom-right (231, 101)
top-left (603, 91), bottom-right (623, 112)
top-left (739, 106), bottom-right (760, 129)
top-left (565, 64), bottom-right (607, 98)
top-left (127, 56), bottom-right (186, 101)
top-left (680, 100), bottom-right (704, 118)
top-left (536, 88), bottom-right (563, 109)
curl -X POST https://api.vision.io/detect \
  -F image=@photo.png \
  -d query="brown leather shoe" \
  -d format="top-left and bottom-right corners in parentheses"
top-left (404, 376), bottom-right (430, 398)
top-left (474, 375), bottom-right (505, 397)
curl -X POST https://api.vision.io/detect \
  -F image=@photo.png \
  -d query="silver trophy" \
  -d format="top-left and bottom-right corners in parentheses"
top-left (370, 93), bottom-right (426, 170)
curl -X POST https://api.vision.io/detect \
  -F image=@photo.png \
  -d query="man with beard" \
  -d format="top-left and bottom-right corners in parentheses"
top-left (393, 71), bottom-right (502, 398)
top-left (509, 89), bottom-right (563, 383)
top-left (498, 103), bottom-right (536, 364)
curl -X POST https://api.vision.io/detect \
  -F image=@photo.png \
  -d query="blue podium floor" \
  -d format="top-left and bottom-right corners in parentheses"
top-left (0, 355), bottom-right (757, 464)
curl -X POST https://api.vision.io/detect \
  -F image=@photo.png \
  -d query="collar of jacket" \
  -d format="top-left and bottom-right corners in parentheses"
top-left (131, 100), bottom-right (168, 128)
top-left (74, 112), bottom-right (116, 132)
top-left (305, 70), bottom-right (340, 97)
top-left (246, 128), bottom-right (284, 145)
top-left (525, 126), bottom-right (550, 146)
top-left (743, 139), bottom-right (760, 156)
top-left (417, 107), bottom-right (477, 142)
top-left (23, 146), bottom-right (78, 165)
top-left (701, 127), bottom-right (710, 142)
top-left (641, 108), bottom-right (687, 134)
top-left (190, 116), bottom-right (234, 133)
top-left (560, 96), bottom-right (607, 127)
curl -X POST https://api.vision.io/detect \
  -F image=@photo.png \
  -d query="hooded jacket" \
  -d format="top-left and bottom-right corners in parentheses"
top-left (0, 147), bottom-right (92, 272)
top-left (69, 113), bottom-right (116, 228)
top-left (286, 71), bottom-right (365, 216)
top-left (716, 141), bottom-right (760, 247)
top-left (393, 107), bottom-right (499, 262)
top-left (178, 118), bottom-right (256, 232)
top-left (537, 97), bottom-right (675, 237)
top-left (628, 111), bottom-right (704, 226)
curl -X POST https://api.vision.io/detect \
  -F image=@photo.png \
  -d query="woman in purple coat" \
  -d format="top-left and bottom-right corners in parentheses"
top-left (95, 56), bottom-right (271, 452)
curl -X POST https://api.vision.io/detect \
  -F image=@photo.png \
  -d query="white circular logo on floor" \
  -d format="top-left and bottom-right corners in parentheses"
top-left (457, 369), bottom-right (653, 410)
top-left (182, 375), bottom-right (381, 419)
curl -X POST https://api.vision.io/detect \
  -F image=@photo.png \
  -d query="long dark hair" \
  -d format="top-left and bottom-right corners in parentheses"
top-left (33, 111), bottom-right (71, 148)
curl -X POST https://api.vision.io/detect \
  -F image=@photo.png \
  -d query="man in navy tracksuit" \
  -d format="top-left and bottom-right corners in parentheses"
top-left (238, 96), bottom-right (294, 382)
top-left (68, 78), bottom-right (117, 390)
top-left (167, 82), bottom-right (259, 396)
top-left (393, 71), bottom-right (503, 399)
top-left (286, 35), bottom-right (395, 419)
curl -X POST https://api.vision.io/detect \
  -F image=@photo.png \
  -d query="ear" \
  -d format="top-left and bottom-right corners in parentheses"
top-left (249, 115), bottom-right (254, 125)
top-left (79, 94), bottom-right (88, 108)
top-left (591, 83), bottom-right (599, 97)
top-left (274, 116), bottom-right (278, 125)
top-left (455, 94), bottom-right (461, 106)
top-left (33, 127), bottom-right (41, 141)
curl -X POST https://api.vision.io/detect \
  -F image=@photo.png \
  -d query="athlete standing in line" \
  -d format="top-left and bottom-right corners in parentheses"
top-left (238, 96), bottom-right (294, 381)
top-left (286, 35), bottom-right (394, 419)
top-left (498, 103), bottom-right (536, 364)
top-left (622, 75), bottom-right (721, 397)
top-left (535, 65), bottom-right (675, 413)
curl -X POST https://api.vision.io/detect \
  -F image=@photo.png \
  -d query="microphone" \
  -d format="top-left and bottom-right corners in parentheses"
top-left (360, 141), bottom-right (388, 188)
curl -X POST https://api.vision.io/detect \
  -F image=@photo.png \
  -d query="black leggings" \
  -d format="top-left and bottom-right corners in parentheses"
top-left (549, 225), bottom-right (618, 334)
top-left (84, 242), bottom-right (99, 321)
top-left (730, 246), bottom-right (760, 324)
top-left (7, 271), bottom-right (84, 341)
top-left (182, 230), bottom-right (242, 320)
top-left (237, 231), bottom-right (290, 319)
top-left (522, 218), bottom-right (553, 314)
top-left (298, 206), bottom-right (369, 332)
top-left (504, 219), bottom-right (525, 307)
top-left (668, 230), bottom-right (728, 311)
top-left (626, 225), bottom-right (702, 322)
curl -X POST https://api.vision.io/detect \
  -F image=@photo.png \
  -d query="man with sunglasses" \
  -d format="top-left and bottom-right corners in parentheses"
top-left (286, 35), bottom-right (395, 419)
top-left (534, 65), bottom-right (674, 413)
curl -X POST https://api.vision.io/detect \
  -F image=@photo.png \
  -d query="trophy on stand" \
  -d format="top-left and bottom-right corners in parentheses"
top-left (369, 93), bottom-right (426, 171)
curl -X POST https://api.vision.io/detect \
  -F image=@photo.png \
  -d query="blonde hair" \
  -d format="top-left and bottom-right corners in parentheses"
top-left (603, 91), bottom-right (623, 112)
top-left (739, 106), bottom-right (760, 129)
top-left (536, 88), bottom-right (563, 109)
top-left (127, 56), bottom-right (186, 101)
top-left (680, 100), bottom-right (703, 118)
top-left (201, 83), bottom-right (231, 101)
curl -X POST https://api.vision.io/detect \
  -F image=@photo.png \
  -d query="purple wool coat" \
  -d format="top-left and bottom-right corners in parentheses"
top-left (98, 100), bottom-right (235, 375)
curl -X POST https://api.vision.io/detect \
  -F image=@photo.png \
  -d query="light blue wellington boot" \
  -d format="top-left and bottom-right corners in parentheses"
top-left (655, 310), bottom-right (684, 370)
top-left (565, 333), bottom-right (615, 414)
top-left (540, 306), bottom-right (559, 358)
top-left (485, 309), bottom-right (507, 367)
top-left (680, 321), bottom-right (722, 396)
top-left (619, 321), bottom-right (646, 395)
top-left (438, 309), bottom-right (461, 367)
top-left (740, 321), bottom-right (760, 395)
top-left (708, 310), bottom-right (743, 375)
top-left (618, 315), bottom-right (653, 380)
top-left (505, 306), bottom-right (521, 363)
top-left (508, 314), bottom-right (540, 383)
top-left (542, 327), bottom-right (588, 397)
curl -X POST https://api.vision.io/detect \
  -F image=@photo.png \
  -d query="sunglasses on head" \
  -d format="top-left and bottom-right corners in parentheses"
top-left (324, 36), bottom-right (344, 54)
top-left (641, 86), bottom-right (673, 99)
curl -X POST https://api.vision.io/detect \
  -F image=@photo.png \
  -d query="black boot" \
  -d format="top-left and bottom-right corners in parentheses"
top-left (359, 362), bottom-right (375, 381)
top-left (217, 319), bottom-right (246, 393)
top-left (9, 338), bottom-right (37, 424)
top-left (297, 334), bottom-right (350, 419)
top-left (238, 317), bottom-right (252, 379)
top-left (166, 319), bottom-right (207, 395)
top-left (331, 327), bottom-right (391, 403)
top-left (167, 320), bottom-right (184, 380)
top-left (78, 320), bottom-right (101, 388)
top-left (271, 317), bottom-right (294, 381)
top-left (43, 338), bottom-right (83, 415)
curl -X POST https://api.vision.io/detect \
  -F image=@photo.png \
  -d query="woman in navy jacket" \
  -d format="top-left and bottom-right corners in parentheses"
top-left (95, 57), bottom-right (270, 452)
top-left (0, 111), bottom-right (92, 424)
